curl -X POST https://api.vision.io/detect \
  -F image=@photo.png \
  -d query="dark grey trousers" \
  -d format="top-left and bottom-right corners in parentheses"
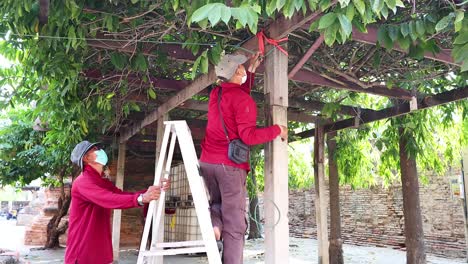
top-left (199, 162), bottom-right (248, 264)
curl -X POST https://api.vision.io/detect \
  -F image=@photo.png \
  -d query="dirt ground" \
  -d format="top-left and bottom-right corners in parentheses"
top-left (0, 218), bottom-right (465, 264)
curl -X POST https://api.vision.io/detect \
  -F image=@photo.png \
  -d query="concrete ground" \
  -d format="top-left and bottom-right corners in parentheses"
top-left (0, 218), bottom-right (465, 264)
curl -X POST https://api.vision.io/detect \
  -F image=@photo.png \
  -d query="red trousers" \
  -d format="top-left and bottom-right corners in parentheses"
top-left (199, 162), bottom-right (248, 264)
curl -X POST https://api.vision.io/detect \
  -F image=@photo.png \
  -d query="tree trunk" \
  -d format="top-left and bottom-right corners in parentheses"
top-left (399, 127), bottom-right (426, 264)
top-left (327, 132), bottom-right (343, 264)
top-left (248, 168), bottom-right (262, 239)
top-left (45, 170), bottom-right (71, 248)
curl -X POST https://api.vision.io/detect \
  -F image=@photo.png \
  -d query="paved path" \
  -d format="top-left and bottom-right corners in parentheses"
top-left (0, 219), bottom-right (464, 263)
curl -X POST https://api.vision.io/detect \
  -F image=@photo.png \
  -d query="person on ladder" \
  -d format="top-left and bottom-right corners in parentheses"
top-left (65, 141), bottom-right (170, 264)
top-left (199, 52), bottom-right (288, 264)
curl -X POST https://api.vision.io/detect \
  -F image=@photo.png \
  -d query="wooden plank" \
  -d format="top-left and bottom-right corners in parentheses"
top-left (299, 24), bottom-right (456, 66)
top-left (112, 142), bottom-right (126, 261)
top-left (84, 69), bottom-right (190, 91)
top-left (288, 97), bottom-right (377, 117)
top-left (294, 128), bottom-right (316, 140)
top-left (87, 40), bottom-right (197, 61)
top-left (178, 98), bottom-right (319, 123)
top-left (119, 69), bottom-right (216, 142)
top-left (351, 26), bottom-right (457, 66)
top-left (325, 86), bottom-right (468, 133)
top-left (263, 44), bottom-right (289, 264)
top-left (314, 121), bottom-right (329, 264)
top-left (261, 0), bottom-right (338, 40)
top-left (288, 35), bottom-right (324, 78)
top-left (292, 69), bottom-right (413, 100)
top-left (292, 86), bottom-right (467, 138)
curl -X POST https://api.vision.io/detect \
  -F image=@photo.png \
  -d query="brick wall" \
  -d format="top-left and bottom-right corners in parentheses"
top-left (108, 156), bottom-right (155, 246)
top-left (288, 171), bottom-right (466, 258)
top-left (22, 154), bottom-right (466, 259)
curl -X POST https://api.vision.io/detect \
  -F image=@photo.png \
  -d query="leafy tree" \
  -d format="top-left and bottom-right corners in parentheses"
top-left (0, 109), bottom-right (48, 186)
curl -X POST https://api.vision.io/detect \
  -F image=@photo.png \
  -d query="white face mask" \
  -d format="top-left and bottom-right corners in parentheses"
top-left (241, 74), bottom-right (247, 84)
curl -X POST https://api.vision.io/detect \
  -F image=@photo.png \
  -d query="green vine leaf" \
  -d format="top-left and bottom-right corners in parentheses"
top-left (352, 0), bottom-right (366, 16)
top-left (110, 53), bottom-right (127, 70)
top-left (318, 12), bottom-right (337, 29)
top-left (338, 14), bottom-right (352, 38)
top-left (435, 14), bottom-right (454, 32)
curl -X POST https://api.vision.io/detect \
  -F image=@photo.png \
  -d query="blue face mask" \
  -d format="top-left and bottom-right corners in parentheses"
top-left (94, 149), bottom-right (108, 166)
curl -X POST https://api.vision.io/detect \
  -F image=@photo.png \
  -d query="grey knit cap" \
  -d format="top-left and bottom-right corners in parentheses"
top-left (215, 54), bottom-right (248, 80)
top-left (70, 140), bottom-right (99, 170)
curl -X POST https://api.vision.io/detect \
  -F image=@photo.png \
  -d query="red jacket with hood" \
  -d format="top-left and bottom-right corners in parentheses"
top-left (200, 71), bottom-right (281, 171)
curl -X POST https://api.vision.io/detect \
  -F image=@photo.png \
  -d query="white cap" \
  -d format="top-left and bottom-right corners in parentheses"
top-left (214, 54), bottom-right (248, 80)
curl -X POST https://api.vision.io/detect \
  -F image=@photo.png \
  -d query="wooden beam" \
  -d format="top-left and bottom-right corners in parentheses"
top-left (38, 0), bottom-right (49, 25)
top-left (263, 41), bottom-right (289, 264)
top-left (351, 26), bottom-right (456, 66)
top-left (119, 69), bottom-right (215, 142)
top-left (112, 142), bottom-right (126, 261)
top-left (262, 0), bottom-right (338, 40)
top-left (299, 23), bottom-right (456, 66)
top-left (83, 69), bottom-right (190, 91)
top-left (288, 96), bottom-right (377, 116)
top-left (294, 128), bottom-right (316, 140)
top-left (288, 35), bottom-right (324, 78)
top-left (314, 121), bottom-right (329, 264)
top-left (325, 86), bottom-right (468, 133)
top-left (86, 40), bottom-right (197, 61)
top-left (292, 69), bottom-right (413, 100)
top-left (294, 86), bottom-right (467, 139)
top-left (179, 99), bottom-right (319, 123)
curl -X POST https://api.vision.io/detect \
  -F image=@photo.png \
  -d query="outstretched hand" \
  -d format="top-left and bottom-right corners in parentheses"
top-left (142, 179), bottom-right (171, 203)
top-left (248, 51), bottom-right (263, 73)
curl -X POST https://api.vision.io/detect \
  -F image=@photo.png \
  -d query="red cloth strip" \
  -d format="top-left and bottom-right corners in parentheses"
top-left (256, 31), bottom-right (288, 56)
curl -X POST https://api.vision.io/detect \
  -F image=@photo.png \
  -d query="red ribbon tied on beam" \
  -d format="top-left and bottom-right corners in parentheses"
top-left (256, 31), bottom-right (288, 56)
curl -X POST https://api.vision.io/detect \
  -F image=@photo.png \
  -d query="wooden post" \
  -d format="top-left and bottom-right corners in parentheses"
top-left (314, 121), bottom-right (329, 264)
top-left (151, 114), bottom-right (169, 264)
top-left (399, 126), bottom-right (426, 264)
top-left (327, 132), bottom-right (343, 264)
top-left (112, 142), bottom-right (126, 262)
top-left (264, 43), bottom-right (289, 263)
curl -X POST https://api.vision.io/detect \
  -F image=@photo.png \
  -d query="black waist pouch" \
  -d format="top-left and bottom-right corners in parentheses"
top-left (228, 139), bottom-right (249, 164)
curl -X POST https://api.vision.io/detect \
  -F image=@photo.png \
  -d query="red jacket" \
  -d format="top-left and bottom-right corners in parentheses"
top-left (65, 165), bottom-right (144, 264)
top-left (200, 71), bottom-right (281, 171)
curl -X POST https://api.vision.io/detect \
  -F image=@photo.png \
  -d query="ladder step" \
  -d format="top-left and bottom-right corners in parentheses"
top-left (142, 246), bottom-right (207, 256)
top-left (154, 240), bottom-right (205, 248)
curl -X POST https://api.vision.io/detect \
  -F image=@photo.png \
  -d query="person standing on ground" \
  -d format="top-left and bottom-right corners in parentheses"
top-left (65, 141), bottom-right (170, 264)
top-left (199, 52), bottom-right (288, 264)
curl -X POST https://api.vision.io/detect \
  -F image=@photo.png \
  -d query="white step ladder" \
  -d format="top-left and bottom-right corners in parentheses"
top-left (137, 121), bottom-right (222, 264)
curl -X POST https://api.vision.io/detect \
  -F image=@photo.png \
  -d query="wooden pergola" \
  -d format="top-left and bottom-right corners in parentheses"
top-left (84, 8), bottom-right (467, 264)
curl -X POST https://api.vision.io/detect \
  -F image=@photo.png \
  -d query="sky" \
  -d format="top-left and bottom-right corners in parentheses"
top-left (0, 54), bottom-right (12, 68)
